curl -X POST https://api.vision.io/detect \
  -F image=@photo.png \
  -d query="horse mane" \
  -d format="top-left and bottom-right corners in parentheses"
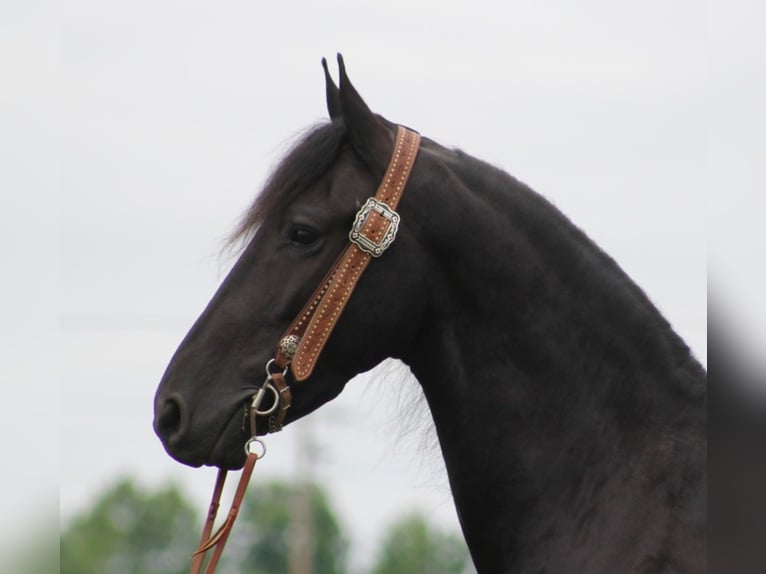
top-left (227, 120), bottom-right (347, 249)
top-left (433, 146), bottom-right (704, 395)
top-left (228, 118), bottom-right (702, 395)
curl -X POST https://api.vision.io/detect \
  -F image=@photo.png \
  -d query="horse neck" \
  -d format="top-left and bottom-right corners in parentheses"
top-left (404, 151), bottom-right (706, 571)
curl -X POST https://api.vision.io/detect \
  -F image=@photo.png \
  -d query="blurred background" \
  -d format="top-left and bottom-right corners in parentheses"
top-left (3, 1), bottom-right (764, 573)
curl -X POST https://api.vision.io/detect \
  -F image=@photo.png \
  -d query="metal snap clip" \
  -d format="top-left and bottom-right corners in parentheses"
top-left (251, 383), bottom-right (280, 416)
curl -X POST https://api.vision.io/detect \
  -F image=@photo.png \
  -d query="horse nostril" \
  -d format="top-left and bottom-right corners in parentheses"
top-left (153, 393), bottom-right (207, 467)
top-left (154, 395), bottom-right (185, 444)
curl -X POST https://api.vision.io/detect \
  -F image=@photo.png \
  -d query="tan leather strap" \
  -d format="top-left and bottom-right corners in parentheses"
top-left (191, 376), bottom-right (277, 573)
top-left (190, 468), bottom-right (226, 574)
top-left (267, 371), bottom-right (292, 432)
top-left (190, 452), bottom-right (258, 574)
top-left (275, 125), bottom-right (421, 381)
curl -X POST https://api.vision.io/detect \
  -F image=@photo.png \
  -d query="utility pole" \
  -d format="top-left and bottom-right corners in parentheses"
top-left (288, 419), bottom-right (316, 574)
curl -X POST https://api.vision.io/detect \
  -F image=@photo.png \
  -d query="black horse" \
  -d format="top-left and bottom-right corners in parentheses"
top-left (155, 56), bottom-right (706, 573)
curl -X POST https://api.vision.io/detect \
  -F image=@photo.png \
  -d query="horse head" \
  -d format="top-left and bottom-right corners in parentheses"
top-left (154, 56), bottom-right (434, 469)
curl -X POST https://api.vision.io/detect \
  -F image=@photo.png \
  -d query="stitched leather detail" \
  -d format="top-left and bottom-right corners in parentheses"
top-left (275, 126), bottom-right (421, 381)
top-left (292, 248), bottom-right (372, 380)
top-left (274, 255), bottom-right (345, 368)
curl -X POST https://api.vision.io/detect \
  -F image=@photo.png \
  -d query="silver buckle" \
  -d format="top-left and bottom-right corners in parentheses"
top-left (348, 197), bottom-right (400, 257)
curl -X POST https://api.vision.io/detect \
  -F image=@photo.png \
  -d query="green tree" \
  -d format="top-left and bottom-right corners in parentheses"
top-left (1, 510), bottom-right (59, 574)
top-left (60, 478), bottom-right (199, 574)
top-left (371, 512), bottom-right (472, 574)
top-left (228, 481), bottom-right (349, 574)
top-left (60, 476), bottom-right (350, 574)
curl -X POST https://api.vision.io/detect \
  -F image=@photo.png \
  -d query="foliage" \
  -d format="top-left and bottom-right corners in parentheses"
top-left (1, 509), bottom-right (59, 574)
top-left (60, 477), bottom-right (349, 574)
top-left (60, 476), bottom-right (470, 574)
top-left (371, 512), bottom-right (471, 574)
top-left (60, 478), bottom-right (199, 574)
top-left (229, 481), bottom-right (349, 574)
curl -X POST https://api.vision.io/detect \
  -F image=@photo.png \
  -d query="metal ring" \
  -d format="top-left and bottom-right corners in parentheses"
top-left (253, 383), bottom-right (280, 416)
top-left (264, 358), bottom-right (289, 379)
top-left (244, 437), bottom-right (267, 459)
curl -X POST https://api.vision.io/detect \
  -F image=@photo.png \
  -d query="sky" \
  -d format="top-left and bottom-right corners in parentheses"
top-left (2, 0), bottom-right (764, 571)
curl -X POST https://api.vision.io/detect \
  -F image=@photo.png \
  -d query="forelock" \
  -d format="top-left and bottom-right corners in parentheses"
top-left (228, 121), bottom-right (347, 250)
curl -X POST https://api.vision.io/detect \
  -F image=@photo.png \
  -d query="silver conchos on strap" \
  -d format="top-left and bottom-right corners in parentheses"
top-left (349, 197), bottom-right (400, 257)
top-left (278, 334), bottom-right (300, 361)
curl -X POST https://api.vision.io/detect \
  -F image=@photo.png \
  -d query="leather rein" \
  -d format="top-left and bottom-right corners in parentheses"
top-left (190, 126), bottom-right (421, 573)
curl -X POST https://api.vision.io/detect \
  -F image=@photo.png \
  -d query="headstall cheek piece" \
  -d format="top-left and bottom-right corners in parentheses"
top-left (189, 126), bottom-right (421, 574)
top-left (274, 125), bottom-right (421, 381)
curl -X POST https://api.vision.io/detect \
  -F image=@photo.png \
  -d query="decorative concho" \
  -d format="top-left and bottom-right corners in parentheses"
top-left (279, 335), bottom-right (301, 360)
top-left (348, 197), bottom-right (400, 257)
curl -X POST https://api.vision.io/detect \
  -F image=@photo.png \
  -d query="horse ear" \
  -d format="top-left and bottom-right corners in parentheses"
top-left (321, 57), bottom-right (341, 120)
top-left (337, 53), bottom-right (394, 178)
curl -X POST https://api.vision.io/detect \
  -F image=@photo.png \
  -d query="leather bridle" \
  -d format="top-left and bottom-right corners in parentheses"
top-left (190, 126), bottom-right (421, 573)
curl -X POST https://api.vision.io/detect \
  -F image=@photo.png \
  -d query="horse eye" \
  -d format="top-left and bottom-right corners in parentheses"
top-left (287, 225), bottom-right (320, 246)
